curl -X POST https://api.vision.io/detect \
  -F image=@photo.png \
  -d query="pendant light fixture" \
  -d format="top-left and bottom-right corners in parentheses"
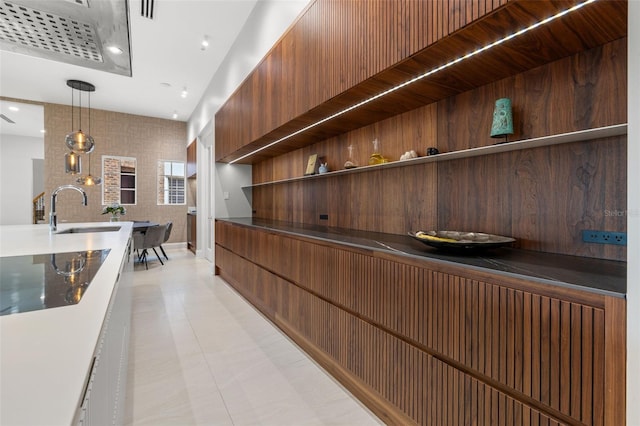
top-left (76, 153), bottom-right (102, 186)
top-left (64, 151), bottom-right (82, 174)
top-left (65, 80), bottom-right (95, 154)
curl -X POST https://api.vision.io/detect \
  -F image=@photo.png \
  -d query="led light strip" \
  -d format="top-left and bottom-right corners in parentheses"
top-left (229, 0), bottom-right (597, 164)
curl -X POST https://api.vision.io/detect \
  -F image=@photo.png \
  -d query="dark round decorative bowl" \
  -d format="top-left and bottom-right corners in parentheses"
top-left (408, 230), bottom-right (516, 252)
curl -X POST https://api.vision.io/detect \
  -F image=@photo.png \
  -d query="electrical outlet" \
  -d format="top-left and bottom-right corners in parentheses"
top-left (581, 230), bottom-right (627, 246)
top-left (319, 214), bottom-right (329, 220)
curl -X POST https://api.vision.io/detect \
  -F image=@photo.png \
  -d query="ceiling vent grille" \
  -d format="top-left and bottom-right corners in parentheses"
top-left (141, 0), bottom-right (154, 19)
top-left (0, 1), bottom-right (103, 62)
top-left (62, 0), bottom-right (90, 7)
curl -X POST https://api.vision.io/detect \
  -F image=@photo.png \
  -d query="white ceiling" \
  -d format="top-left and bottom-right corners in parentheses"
top-left (0, 0), bottom-right (260, 137)
top-left (0, 100), bottom-right (44, 137)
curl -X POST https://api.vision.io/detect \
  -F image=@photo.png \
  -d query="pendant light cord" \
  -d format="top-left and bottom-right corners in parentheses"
top-left (79, 86), bottom-right (82, 131)
top-left (87, 89), bottom-right (91, 174)
top-left (70, 86), bottom-right (74, 132)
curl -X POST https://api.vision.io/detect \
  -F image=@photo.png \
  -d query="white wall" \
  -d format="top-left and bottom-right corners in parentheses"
top-left (187, 0), bottom-right (309, 142)
top-left (196, 121), bottom-right (213, 261)
top-left (214, 163), bottom-right (252, 219)
top-left (0, 134), bottom-right (44, 225)
top-left (628, 1), bottom-right (639, 424)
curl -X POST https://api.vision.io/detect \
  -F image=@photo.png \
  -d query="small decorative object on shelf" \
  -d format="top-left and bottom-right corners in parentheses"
top-left (400, 150), bottom-right (418, 161)
top-left (410, 230), bottom-right (516, 252)
top-left (304, 154), bottom-right (319, 175)
top-left (368, 138), bottom-right (388, 165)
top-left (490, 97), bottom-right (514, 143)
top-left (318, 162), bottom-right (329, 174)
top-left (344, 144), bottom-right (358, 169)
top-left (426, 147), bottom-right (439, 156)
top-left (102, 203), bottom-right (126, 222)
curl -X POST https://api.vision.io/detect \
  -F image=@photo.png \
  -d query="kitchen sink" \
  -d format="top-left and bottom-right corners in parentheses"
top-left (56, 226), bottom-right (121, 234)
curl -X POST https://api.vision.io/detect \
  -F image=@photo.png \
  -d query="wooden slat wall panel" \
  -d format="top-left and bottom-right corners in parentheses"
top-left (216, 240), bottom-right (592, 425)
top-left (251, 38), bottom-right (627, 261)
top-left (215, 221), bottom-right (621, 425)
top-left (215, 0), bottom-right (506, 160)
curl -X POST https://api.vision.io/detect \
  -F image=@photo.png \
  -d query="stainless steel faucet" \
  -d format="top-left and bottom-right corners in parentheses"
top-left (50, 185), bottom-right (88, 231)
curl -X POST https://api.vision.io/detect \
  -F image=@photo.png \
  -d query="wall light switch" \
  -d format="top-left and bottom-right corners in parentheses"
top-left (223, 191), bottom-right (230, 200)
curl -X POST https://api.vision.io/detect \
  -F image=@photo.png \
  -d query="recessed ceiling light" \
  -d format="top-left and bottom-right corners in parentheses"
top-left (107, 45), bottom-right (123, 55)
top-left (8, 106), bottom-right (19, 112)
top-left (172, 112), bottom-right (178, 119)
top-left (40, 129), bottom-right (46, 133)
top-left (201, 36), bottom-right (209, 50)
top-left (181, 87), bottom-right (188, 98)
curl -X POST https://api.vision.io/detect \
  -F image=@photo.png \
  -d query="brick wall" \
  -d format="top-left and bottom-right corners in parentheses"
top-left (103, 157), bottom-right (121, 205)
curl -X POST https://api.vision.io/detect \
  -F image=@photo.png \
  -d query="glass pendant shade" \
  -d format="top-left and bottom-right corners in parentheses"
top-left (77, 152), bottom-right (101, 186)
top-left (76, 174), bottom-right (101, 186)
top-left (65, 130), bottom-right (95, 154)
top-left (65, 152), bottom-right (82, 174)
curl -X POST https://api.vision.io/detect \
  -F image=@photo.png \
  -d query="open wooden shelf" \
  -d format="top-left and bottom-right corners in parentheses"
top-left (242, 123), bottom-right (627, 189)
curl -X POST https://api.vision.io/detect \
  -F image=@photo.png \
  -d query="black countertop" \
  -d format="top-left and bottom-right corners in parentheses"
top-left (219, 217), bottom-right (626, 298)
top-left (0, 249), bottom-right (111, 316)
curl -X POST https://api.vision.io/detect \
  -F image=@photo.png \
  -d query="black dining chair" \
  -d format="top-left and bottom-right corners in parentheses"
top-left (137, 225), bottom-right (166, 269)
top-left (132, 231), bottom-right (145, 261)
top-left (158, 221), bottom-right (173, 260)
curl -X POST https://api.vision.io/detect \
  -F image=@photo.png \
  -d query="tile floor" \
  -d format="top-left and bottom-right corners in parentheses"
top-left (124, 247), bottom-right (382, 425)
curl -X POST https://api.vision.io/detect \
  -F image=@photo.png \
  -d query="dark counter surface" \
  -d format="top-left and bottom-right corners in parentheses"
top-left (218, 217), bottom-right (626, 298)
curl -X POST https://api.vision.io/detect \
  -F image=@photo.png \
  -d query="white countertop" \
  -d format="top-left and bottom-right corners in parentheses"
top-left (0, 221), bottom-right (133, 426)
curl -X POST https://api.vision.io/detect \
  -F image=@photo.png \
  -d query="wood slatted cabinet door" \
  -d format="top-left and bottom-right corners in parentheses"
top-left (215, 221), bottom-right (624, 425)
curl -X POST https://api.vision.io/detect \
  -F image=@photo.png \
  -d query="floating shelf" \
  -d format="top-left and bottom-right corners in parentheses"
top-left (242, 124), bottom-right (627, 189)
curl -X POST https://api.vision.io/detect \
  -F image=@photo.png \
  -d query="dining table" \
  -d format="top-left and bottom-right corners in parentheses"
top-left (132, 221), bottom-right (160, 234)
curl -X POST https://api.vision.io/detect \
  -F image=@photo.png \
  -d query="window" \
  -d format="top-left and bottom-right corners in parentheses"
top-left (102, 156), bottom-right (137, 205)
top-left (157, 161), bottom-right (185, 205)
